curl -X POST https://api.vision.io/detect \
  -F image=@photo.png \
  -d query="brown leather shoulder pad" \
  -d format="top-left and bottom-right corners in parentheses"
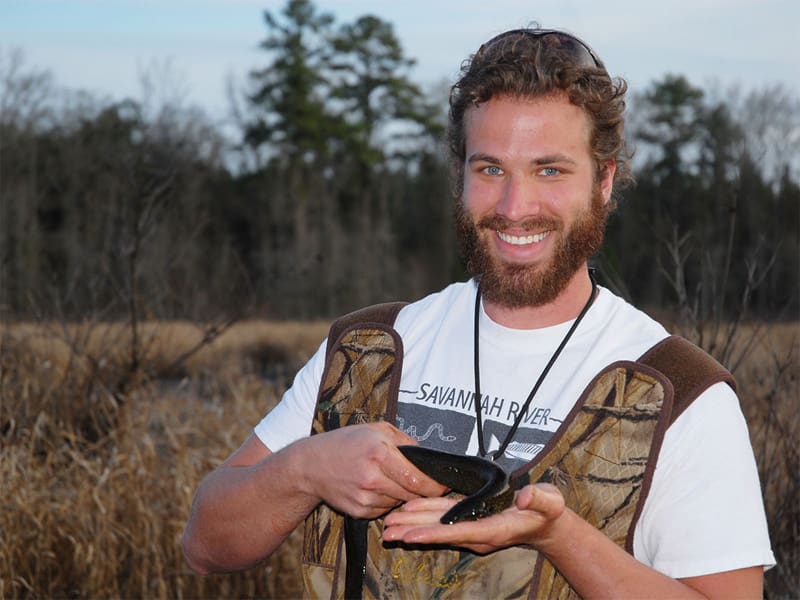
top-left (638, 335), bottom-right (736, 425)
top-left (324, 302), bottom-right (407, 359)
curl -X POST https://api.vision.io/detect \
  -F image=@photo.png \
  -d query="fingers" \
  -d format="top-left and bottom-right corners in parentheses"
top-left (378, 421), bottom-right (419, 446)
top-left (382, 497), bottom-right (458, 543)
top-left (356, 423), bottom-right (448, 499)
top-left (384, 511), bottom-right (499, 552)
top-left (347, 471), bottom-right (420, 514)
top-left (353, 424), bottom-right (447, 500)
top-left (347, 490), bottom-right (410, 519)
top-left (382, 495), bottom-right (510, 548)
top-left (384, 497), bottom-right (456, 526)
top-left (308, 423), bottom-right (447, 517)
top-left (382, 484), bottom-right (568, 552)
top-left (383, 445), bottom-right (449, 499)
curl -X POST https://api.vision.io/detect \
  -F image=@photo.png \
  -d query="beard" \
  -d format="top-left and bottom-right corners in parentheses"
top-left (455, 185), bottom-right (609, 308)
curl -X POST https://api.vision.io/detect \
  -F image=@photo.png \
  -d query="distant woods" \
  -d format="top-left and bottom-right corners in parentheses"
top-left (1, 0), bottom-right (798, 323)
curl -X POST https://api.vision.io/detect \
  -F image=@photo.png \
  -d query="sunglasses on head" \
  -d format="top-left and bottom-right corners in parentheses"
top-left (479, 28), bottom-right (603, 70)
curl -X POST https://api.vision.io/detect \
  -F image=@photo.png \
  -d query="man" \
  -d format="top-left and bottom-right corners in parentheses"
top-left (182, 27), bottom-right (774, 598)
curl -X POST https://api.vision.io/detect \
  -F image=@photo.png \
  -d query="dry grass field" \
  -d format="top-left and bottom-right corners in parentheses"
top-left (1, 318), bottom-right (797, 598)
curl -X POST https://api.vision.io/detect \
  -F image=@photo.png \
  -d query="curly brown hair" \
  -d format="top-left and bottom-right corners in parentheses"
top-left (448, 28), bottom-right (634, 202)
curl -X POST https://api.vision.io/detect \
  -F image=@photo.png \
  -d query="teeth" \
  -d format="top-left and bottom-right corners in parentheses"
top-left (497, 230), bottom-right (550, 245)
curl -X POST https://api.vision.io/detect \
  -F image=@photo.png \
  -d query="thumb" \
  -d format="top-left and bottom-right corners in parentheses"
top-left (515, 483), bottom-right (565, 518)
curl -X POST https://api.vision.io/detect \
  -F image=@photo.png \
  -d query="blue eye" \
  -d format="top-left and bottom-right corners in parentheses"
top-left (540, 167), bottom-right (560, 176)
top-left (484, 165), bottom-right (503, 176)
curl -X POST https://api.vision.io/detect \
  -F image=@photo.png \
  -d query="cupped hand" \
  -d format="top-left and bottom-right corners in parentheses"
top-left (295, 422), bottom-right (448, 519)
top-left (382, 483), bottom-right (567, 554)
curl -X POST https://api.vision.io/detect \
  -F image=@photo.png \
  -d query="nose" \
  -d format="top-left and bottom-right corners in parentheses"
top-left (495, 176), bottom-right (541, 222)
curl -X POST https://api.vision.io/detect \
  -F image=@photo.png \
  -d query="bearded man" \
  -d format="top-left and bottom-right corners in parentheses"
top-left (182, 27), bottom-right (774, 599)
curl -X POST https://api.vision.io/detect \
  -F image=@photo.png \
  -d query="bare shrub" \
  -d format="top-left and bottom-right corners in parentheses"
top-left (655, 221), bottom-right (799, 597)
top-left (734, 324), bottom-right (799, 598)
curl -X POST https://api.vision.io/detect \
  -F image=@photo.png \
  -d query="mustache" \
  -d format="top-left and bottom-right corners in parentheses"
top-left (476, 214), bottom-right (561, 232)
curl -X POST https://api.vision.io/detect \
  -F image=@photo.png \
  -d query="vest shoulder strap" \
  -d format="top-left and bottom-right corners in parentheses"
top-left (638, 334), bottom-right (736, 426)
top-left (325, 308), bottom-right (736, 428)
top-left (324, 301), bottom-right (407, 359)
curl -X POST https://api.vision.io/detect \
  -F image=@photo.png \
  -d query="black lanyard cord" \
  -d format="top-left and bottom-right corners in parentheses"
top-left (473, 269), bottom-right (597, 460)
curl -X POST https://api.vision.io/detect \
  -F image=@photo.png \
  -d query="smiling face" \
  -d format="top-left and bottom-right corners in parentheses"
top-left (455, 93), bottom-right (615, 309)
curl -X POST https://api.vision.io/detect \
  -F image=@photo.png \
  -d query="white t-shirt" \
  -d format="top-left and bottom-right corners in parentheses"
top-left (255, 280), bottom-right (775, 579)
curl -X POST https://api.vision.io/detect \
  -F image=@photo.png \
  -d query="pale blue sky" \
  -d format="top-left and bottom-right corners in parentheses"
top-left (3, 0), bottom-right (799, 119)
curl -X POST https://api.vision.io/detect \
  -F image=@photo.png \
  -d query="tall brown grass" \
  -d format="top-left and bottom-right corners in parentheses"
top-left (1, 319), bottom-right (797, 598)
top-left (1, 319), bottom-right (328, 599)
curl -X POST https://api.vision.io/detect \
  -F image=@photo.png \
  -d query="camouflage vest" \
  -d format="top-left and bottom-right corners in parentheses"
top-left (302, 302), bottom-right (735, 599)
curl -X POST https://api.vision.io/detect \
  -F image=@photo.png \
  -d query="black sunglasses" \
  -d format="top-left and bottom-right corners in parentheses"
top-left (478, 28), bottom-right (603, 70)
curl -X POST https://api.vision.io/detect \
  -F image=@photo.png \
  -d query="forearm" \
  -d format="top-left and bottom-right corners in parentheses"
top-left (183, 423), bottom-right (439, 575)
top-left (182, 443), bottom-right (319, 574)
top-left (539, 509), bottom-right (706, 599)
top-left (384, 485), bottom-right (763, 599)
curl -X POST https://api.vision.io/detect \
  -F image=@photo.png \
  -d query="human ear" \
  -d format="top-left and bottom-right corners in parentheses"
top-left (599, 160), bottom-right (616, 204)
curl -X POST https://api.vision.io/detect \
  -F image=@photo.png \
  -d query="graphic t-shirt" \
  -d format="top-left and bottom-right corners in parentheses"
top-left (388, 283), bottom-right (660, 472)
top-left (255, 280), bottom-right (775, 578)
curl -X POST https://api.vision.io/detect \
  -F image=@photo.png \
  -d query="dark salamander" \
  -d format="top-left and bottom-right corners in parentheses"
top-left (343, 445), bottom-right (514, 599)
top-left (397, 445), bottom-right (513, 524)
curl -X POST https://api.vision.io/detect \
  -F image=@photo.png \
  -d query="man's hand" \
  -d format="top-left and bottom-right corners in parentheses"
top-left (296, 422), bottom-right (448, 519)
top-left (382, 482), bottom-right (566, 554)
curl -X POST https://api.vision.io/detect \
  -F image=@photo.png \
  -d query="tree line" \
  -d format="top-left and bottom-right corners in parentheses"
top-left (1, 0), bottom-right (798, 324)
